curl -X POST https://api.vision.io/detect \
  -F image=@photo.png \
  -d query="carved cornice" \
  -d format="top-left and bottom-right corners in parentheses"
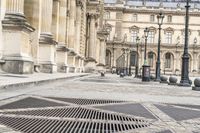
top-left (104, 6), bottom-right (200, 17)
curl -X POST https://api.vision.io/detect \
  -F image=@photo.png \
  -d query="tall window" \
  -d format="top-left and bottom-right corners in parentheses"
top-left (130, 52), bottom-right (137, 66)
top-left (167, 15), bottom-right (172, 23)
top-left (130, 30), bottom-right (138, 43)
top-left (104, 12), bottom-right (110, 19)
top-left (165, 53), bottom-right (171, 68)
top-left (148, 52), bottom-right (154, 67)
top-left (132, 14), bottom-right (138, 22)
top-left (150, 15), bottom-right (155, 22)
top-left (165, 32), bottom-right (172, 44)
top-left (147, 31), bottom-right (155, 44)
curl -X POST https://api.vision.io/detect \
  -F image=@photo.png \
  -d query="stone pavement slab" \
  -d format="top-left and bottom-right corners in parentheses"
top-left (0, 72), bottom-right (89, 89)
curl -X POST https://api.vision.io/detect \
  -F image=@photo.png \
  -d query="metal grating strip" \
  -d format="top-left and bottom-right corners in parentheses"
top-left (46, 97), bottom-right (124, 105)
top-left (0, 97), bottom-right (67, 110)
top-left (0, 116), bottom-right (149, 133)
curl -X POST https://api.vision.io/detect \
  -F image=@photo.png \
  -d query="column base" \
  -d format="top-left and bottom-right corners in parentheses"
top-left (40, 64), bottom-right (57, 73)
top-left (2, 60), bottom-right (34, 74)
top-left (57, 65), bottom-right (68, 73)
top-left (96, 64), bottom-right (105, 72)
top-left (68, 66), bottom-right (75, 73)
top-left (85, 60), bottom-right (96, 73)
top-left (178, 82), bottom-right (191, 87)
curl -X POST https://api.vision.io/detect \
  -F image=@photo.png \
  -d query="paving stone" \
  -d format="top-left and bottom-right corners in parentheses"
top-left (156, 130), bottom-right (173, 133)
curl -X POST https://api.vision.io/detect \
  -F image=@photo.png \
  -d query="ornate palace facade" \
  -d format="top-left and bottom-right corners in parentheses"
top-left (0, 0), bottom-right (108, 74)
top-left (104, 0), bottom-right (200, 76)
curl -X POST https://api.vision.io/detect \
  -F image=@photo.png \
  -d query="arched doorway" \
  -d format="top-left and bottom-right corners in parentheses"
top-left (164, 52), bottom-right (174, 74)
top-left (148, 51), bottom-right (156, 71)
top-left (105, 49), bottom-right (112, 68)
top-left (129, 51), bottom-right (138, 75)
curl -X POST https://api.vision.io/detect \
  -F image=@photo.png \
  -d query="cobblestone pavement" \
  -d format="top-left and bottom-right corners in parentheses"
top-left (0, 74), bottom-right (200, 133)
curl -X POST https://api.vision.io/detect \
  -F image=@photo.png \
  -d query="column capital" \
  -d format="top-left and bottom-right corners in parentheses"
top-left (76, 0), bottom-right (83, 8)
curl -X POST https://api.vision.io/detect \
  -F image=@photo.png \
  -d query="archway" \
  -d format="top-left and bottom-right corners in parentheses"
top-left (164, 52), bottom-right (174, 74)
top-left (147, 51), bottom-right (156, 70)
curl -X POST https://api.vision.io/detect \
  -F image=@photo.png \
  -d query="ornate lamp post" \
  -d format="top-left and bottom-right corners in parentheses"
top-left (179, 0), bottom-right (191, 87)
top-left (135, 36), bottom-right (140, 77)
top-left (142, 27), bottom-right (150, 81)
top-left (155, 12), bottom-right (164, 81)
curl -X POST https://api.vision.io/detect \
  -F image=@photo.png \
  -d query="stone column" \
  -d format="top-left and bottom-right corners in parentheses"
top-left (56, 0), bottom-right (69, 73)
top-left (39, 0), bottom-right (57, 73)
top-left (89, 14), bottom-right (96, 61)
top-left (68, 0), bottom-right (76, 49)
top-left (84, 13), bottom-right (98, 73)
top-left (67, 0), bottom-right (76, 73)
top-left (75, 0), bottom-right (82, 54)
top-left (2, 0), bottom-right (35, 74)
top-left (52, 0), bottom-right (60, 42)
top-left (74, 0), bottom-right (82, 72)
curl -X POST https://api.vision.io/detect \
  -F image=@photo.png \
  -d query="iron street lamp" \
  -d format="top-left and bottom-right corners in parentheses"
top-left (135, 36), bottom-right (140, 77)
top-left (144, 27), bottom-right (149, 65)
top-left (155, 12), bottom-right (164, 81)
top-left (142, 27), bottom-right (150, 81)
top-left (179, 0), bottom-right (191, 87)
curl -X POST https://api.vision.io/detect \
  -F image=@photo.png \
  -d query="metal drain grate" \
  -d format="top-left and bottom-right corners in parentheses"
top-left (2, 107), bottom-right (145, 122)
top-left (0, 116), bottom-right (149, 133)
top-left (46, 97), bottom-right (124, 105)
top-left (0, 97), bottom-right (67, 110)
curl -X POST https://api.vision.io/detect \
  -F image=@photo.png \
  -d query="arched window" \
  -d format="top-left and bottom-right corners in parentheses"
top-left (165, 53), bottom-right (171, 68)
top-left (132, 14), bottom-right (138, 22)
top-left (130, 52), bottom-right (137, 66)
top-left (148, 52), bottom-right (154, 67)
top-left (167, 15), bottom-right (172, 23)
top-left (150, 15), bottom-right (155, 22)
top-left (106, 50), bottom-right (111, 67)
top-left (104, 11), bottom-right (110, 19)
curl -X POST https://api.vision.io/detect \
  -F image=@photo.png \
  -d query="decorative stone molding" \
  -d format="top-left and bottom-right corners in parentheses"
top-left (129, 25), bottom-right (139, 33)
top-left (163, 27), bottom-right (175, 34)
top-left (2, 13), bottom-right (35, 33)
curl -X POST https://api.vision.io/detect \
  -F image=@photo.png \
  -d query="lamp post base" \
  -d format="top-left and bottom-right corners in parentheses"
top-left (178, 81), bottom-right (191, 87)
top-left (142, 65), bottom-right (150, 82)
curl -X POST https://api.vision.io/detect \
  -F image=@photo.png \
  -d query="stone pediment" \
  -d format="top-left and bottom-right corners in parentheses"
top-left (164, 27), bottom-right (174, 34)
top-left (129, 25), bottom-right (139, 32)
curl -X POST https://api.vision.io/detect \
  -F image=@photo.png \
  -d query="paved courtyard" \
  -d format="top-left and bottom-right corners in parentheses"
top-left (0, 74), bottom-right (200, 133)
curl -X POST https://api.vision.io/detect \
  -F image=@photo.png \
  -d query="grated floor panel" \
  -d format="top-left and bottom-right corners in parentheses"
top-left (0, 97), bottom-right (67, 110)
top-left (46, 97), bottom-right (124, 105)
top-left (2, 107), bottom-right (145, 122)
top-left (0, 96), bottom-right (152, 133)
top-left (0, 116), bottom-right (149, 133)
top-left (96, 103), bottom-right (157, 119)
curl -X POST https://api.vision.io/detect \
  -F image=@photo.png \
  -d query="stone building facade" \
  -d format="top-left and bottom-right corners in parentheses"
top-left (0, 0), bottom-right (108, 74)
top-left (104, 0), bottom-right (200, 76)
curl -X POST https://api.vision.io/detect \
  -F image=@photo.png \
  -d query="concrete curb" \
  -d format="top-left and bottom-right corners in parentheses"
top-left (0, 74), bottom-right (90, 90)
